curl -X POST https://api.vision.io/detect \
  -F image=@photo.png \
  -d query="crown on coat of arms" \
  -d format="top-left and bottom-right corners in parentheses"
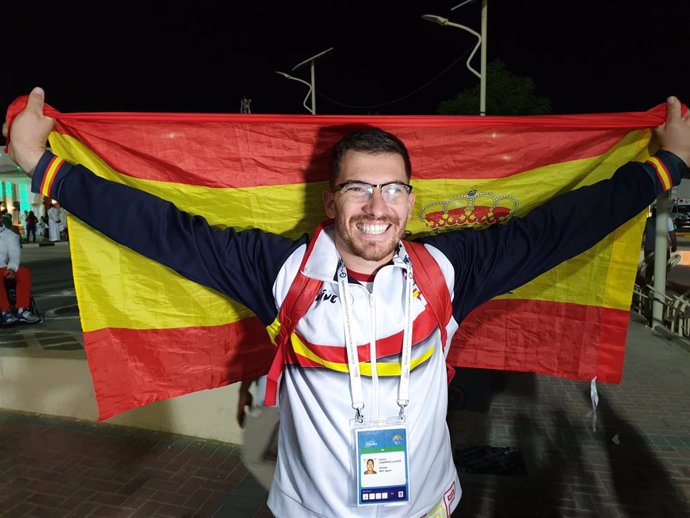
top-left (419, 188), bottom-right (519, 229)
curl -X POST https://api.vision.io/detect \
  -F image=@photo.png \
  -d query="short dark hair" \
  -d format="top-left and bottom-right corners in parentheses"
top-left (329, 129), bottom-right (412, 188)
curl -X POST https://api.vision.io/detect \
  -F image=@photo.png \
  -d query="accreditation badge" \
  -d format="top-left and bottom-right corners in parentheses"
top-left (353, 420), bottom-right (410, 507)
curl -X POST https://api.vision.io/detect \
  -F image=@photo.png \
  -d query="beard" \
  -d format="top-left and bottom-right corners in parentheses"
top-left (336, 214), bottom-right (405, 263)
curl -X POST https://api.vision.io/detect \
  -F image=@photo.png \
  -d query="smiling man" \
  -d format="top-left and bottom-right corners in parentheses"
top-left (5, 88), bottom-right (690, 517)
top-left (323, 130), bottom-right (415, 272)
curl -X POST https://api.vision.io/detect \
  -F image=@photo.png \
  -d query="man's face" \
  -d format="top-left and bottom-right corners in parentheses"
top-left (323, 150), bottom-right (415, 273)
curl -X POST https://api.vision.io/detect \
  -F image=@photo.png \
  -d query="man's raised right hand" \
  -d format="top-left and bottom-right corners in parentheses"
top-left (3, 87), bottom-right (55, 176)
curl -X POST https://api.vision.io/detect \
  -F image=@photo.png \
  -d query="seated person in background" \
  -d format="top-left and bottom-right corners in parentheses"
top-left (0, 221), bottom-right (39, 324)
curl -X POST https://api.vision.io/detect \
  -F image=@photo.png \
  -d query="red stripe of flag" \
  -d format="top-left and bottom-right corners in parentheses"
top-left (47, 105), bottom-right (668, 188)
top-left (85, 318), bottom-right (273, 420)
top-left (450, 299), bottom-right (629, 383)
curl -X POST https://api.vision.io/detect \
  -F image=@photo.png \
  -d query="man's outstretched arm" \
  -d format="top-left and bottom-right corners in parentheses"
top-left (3, 87), bottom-right (304, 324)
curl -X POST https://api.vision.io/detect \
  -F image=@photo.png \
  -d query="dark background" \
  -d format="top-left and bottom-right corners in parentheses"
top-left (2, 0), bottom-right (689, 116)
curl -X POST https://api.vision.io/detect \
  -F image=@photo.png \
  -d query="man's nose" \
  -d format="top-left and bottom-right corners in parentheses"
top-left (363, 187), bottom-right (388, 214)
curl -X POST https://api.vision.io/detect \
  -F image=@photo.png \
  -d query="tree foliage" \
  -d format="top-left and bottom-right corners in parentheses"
top-left (437, 60), bottom-right (551, 115)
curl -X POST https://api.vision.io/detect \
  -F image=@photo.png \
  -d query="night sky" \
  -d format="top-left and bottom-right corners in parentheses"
top-left (3, 0), bottom-right (689, 117)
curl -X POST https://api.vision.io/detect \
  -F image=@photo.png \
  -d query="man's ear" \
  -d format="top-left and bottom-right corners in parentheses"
top-left (323, 190), bottom-right (336, 219)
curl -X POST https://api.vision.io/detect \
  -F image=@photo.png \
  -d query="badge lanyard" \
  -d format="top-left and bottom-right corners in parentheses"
top-left (338, 259), bottom-right (414, 507)
top-left (336, 260), bottom-right (414, 422)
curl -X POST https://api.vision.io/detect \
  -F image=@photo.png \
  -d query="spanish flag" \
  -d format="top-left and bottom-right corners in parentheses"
top-left (10, 100), bottom-right (669, 420)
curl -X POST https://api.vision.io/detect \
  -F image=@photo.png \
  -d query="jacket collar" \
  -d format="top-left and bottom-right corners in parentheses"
top-left (301, 219), bottom-right (411, 282)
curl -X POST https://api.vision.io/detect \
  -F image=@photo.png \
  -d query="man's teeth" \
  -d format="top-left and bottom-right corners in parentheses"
top-left (358, 223), bottom-right (388, 235)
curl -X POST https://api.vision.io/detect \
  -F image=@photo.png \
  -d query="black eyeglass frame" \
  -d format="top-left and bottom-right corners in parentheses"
top-left (332, 180), bottom-right (414, 196)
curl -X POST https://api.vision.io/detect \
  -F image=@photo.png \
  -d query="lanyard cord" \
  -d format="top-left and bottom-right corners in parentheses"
top-left (338, 260), bottom-right (413, 423)
top-left (398, 266), bottom-right (414, 418)
top-left (338, 263), bottom-right (365, 422)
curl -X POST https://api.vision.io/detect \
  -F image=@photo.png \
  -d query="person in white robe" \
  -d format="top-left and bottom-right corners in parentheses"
top-left (47, 204), bottom-right (61, 242)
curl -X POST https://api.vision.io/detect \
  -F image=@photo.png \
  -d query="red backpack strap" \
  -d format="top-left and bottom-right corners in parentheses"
top-left (264, 223), bottom-right (329, 405)
top-left (404, 240), bottom-right (456, 383)
top-left (264, 271), bottom-right (323, 405)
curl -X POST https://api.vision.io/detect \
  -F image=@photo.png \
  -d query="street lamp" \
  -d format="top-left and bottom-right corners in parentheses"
top-left (277, 47), bottom-right (334, 114)
top-left (422, 0), bottom-right (487, 115)
top-left (275, 71), bottom-right (315, 114)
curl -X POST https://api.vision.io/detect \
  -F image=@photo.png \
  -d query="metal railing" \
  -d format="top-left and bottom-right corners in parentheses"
top-left (632, 281), bottom-right (690, 338)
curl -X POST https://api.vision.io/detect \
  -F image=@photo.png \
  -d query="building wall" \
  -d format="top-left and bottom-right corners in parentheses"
top-left (0, 354), bottom-right (245, 444)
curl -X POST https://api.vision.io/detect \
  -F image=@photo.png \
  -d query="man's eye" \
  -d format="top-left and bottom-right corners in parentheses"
top-left (346, 184), bottom-right (368, 193)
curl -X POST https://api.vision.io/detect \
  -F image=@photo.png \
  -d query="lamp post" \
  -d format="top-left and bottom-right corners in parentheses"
top-left (275, 71), bottom-right (315, 114)
top-left (422, 0), bottom-right (488, 115)
top-left (653, 193), bottom-right (672, 328)
top-left (277, 47), bottom-right (334, 114)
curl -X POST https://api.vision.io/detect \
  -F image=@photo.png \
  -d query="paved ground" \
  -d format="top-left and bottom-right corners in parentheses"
top-left (1, 241), bottom-right (690, 517)
top-left (1, 315), bottom-right (689, 517)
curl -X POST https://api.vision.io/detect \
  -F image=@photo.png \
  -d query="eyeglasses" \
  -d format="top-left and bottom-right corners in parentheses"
top-left (333, 180), bottom-right (413, 203)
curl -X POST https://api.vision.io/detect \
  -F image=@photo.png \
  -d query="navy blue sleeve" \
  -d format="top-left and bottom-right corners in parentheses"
top-left (31, 151), bottom-right (305, 325)
top-left (422, 151), bottom-right (687, 323)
